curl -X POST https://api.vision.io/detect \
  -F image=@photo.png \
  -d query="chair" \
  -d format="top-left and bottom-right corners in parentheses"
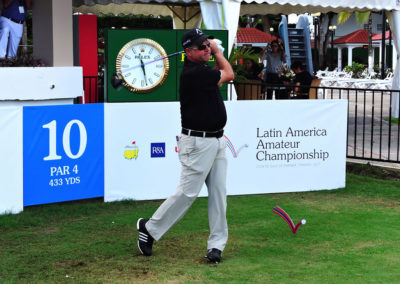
top-left (309, 78), bottom-right (322, 99)
top-left (316, 67), bottom-right (329, 78)
top-left (384, 72), bottom-right (394, 81)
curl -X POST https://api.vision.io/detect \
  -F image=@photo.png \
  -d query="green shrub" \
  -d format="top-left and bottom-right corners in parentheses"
top-left (0, 55), bottom-right (45, 67)
top-left (373, 64), bottom-right (393, 79)
top-left (344, 62), bottom-right (364, 78)
top-left (229, 46), bottom-right (263, 82)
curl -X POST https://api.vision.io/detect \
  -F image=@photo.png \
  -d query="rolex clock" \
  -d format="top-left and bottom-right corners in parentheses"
top-left (115, 38), bottom-right (169, 93)
top-left (106, 29), bottom-right (227, 102)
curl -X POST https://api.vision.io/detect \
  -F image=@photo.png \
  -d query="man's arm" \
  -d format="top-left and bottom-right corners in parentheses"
top-left (2, 0), bottom-right (30, 9)
top-left (3, 0), bottom-right (14, 8)
top-left (210, 40), bottom-right (234, 87)
top-left (25, 0), bottom-right (31, 9)
top-left (294, 82), bottom-right (301, 93)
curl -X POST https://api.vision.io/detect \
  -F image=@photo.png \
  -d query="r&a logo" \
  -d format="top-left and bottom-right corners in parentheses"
top-left (151, 143), bottom-right (166, 158)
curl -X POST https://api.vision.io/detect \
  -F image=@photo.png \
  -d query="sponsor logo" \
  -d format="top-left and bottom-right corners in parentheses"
top-left (124, 141), bottom-right (139, 160)
top-left (135, 54), bottom-right (150, 59)
top-left (224, 135), bottom-right (248, 158)
top-left (151, 142), bottom-right (166, 158)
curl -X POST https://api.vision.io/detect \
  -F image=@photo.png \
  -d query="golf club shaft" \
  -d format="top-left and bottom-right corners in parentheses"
top-left (120, 50), bottom-right (184, 74)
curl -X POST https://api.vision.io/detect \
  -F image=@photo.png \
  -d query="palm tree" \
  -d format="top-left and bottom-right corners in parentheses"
top-left (338, 11), bottom-right (374, 73)
top-left (317, 12), bottom-right (335, 69)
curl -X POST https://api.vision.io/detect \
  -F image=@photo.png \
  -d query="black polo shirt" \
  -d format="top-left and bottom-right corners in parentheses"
top-left (294, 71), bottom-right (313, 94)
top-left (179, 58), bottom-right (227, 132)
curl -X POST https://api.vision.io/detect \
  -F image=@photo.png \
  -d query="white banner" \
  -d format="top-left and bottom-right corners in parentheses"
top-left (104, 100), bottom-right (347, 202)
top-left (0, 106), bottom-right (23, 214)
top-left (225, 100), bottom-right (347, 194)
top-left (0, 67), bottom-right (83, 101)
top-left (104, 102), bottom-right (182, 201)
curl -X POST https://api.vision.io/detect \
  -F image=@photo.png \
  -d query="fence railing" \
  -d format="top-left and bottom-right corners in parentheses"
top-left (83, 76), bottom-right (101, 103)
top-left (227, 81), bottom-right (400, 163)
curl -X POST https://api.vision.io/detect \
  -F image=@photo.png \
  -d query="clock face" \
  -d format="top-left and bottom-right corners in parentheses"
top-left (116, 38), bottom-right (169, 93)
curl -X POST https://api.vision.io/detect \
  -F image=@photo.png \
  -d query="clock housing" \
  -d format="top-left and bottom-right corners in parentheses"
top-left (116, 38), bottom-right (169, 93)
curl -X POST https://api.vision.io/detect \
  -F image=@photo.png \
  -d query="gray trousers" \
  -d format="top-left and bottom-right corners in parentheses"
top-left (146, 134), bottom-right (228, 251)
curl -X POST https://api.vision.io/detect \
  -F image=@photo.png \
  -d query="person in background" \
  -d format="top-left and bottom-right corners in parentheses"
top-left (241, 58), bottom-right (263, 80)
top-left (259, 40), bottom-right (287, 100)
top-left (0, 0), bottom-right (31, 59)
top-left (291, 61), bottom-right (314, 99)
top-left (136, 28), bottom-right (234, 264)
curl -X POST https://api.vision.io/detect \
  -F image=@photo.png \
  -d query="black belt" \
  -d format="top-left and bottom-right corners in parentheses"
top-left (4, 16), bottom-right (23, 24)
top-left (182, 128), bottom-right (224, 138)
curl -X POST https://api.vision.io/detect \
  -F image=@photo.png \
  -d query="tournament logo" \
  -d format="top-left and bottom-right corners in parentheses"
top-left (124, 141), bottom-right (139, 160)
top-left (151, 142), bottom-right (166, 158)
top-left (224, 135), bottom-right (248, 158)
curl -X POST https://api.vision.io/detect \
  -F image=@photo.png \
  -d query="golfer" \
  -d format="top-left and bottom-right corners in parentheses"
top-left (137, 28), bottom-right (234, 263)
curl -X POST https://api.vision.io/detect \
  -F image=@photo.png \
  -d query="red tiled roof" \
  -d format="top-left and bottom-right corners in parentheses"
top-left (236, 28), bottom-right (277, 43)
top-left (372, 31), bottom-right (392, 40)
top-left (333, 29), bottom-right (377, 44)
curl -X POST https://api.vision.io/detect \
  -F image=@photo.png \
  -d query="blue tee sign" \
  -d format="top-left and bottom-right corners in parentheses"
top-left (23, 104), bottom-right (104, 206)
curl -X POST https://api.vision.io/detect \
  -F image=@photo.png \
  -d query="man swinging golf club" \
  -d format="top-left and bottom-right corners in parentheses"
top-left (137, 28), bottom-right (234, 263)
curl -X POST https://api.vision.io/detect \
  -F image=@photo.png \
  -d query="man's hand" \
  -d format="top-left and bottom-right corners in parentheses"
top-left (294, 82), bottom-right (301, 93)
top-left (209, 40), bottom-right (220, 56)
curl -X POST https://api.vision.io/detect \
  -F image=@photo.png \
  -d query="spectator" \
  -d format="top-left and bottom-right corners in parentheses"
top-left (260, 40), bottom-right (287, 100)
top-left (291, 61), bottom-right (313, 99)
top-left (0, 0), bottom-right (31, 59)
top-left (240, 58), bottom-right (263, 80)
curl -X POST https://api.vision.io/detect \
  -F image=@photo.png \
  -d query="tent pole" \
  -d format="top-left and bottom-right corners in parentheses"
top-left (381, 11), bottom-right (387, 79)
top-left (166, 3), bottom-right (201, 29)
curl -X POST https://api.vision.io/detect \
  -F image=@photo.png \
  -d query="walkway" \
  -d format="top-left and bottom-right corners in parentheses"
top-left (317, 88), bottom-right (400, 167)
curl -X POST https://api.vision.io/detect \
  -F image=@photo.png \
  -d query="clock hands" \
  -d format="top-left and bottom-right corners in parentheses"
top-left (140, 57), bottom-right (148, 86)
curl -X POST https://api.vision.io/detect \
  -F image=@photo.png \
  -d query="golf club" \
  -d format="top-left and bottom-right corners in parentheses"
top-left (111, 50), bottom-right (184, 90)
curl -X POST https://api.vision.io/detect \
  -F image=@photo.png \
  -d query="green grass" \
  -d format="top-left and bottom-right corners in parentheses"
top-left (2, 171), bottom-right (400, 283)
top-left (384, 117), bottom-right (399, 124)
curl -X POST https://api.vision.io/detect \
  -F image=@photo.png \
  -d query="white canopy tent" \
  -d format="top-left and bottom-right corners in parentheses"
top-left (73, 3), bottom-right (203, 29)
top-left (73, 0), bottom-right (400, 116)
top-left (73, 0), bottom-right (241, 58)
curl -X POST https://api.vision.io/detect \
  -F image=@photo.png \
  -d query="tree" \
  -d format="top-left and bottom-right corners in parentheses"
top-left (320, 12), bottom-right (335, 69)
top-left (338, 11), bottom-right (374, 72)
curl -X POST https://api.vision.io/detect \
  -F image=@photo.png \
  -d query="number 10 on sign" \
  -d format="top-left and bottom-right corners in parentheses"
top-left (42, 119), bottom-right (87, 161)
